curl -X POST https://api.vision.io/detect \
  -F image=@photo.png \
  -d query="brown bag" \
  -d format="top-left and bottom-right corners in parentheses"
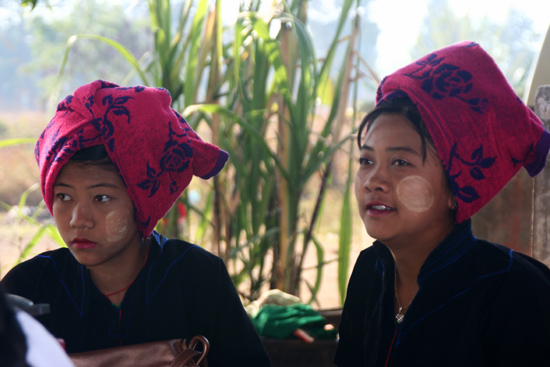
top-left (69, 335), bottom-right (209, 367)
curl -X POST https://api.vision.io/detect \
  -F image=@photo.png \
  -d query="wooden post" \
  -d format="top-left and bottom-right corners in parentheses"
top-left (471, 170), bottom-right (533, 255)
top-left (532, 85), bottom-right (550, 266)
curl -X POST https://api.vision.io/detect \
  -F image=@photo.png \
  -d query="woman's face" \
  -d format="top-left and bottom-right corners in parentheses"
top-left (354, 113), bottom-right (455, 249)
top-left (52, 162), bottom-right (141, 269)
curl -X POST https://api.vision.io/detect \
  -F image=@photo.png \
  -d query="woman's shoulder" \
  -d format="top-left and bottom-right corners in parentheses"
top-left (355, 242), bottom-right (391, 268)
top-left (348, 244), bottom-right (387, 284)
top-left (471, 239), bottom-right (550, 288)
top-left (1, 248), bottom-right (76, 297)
top-left (145, 237), bottom-right (232, 298)
top-left (3, 248), bottom-right (75, 277)
top-left (156, 237), bottom-right (219, 260)
top-left (150, 236), bottom-right (224, 274)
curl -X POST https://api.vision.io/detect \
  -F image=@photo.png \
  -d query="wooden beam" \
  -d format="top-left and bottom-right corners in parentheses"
top-left (532, 85), bottom-right (550, 266)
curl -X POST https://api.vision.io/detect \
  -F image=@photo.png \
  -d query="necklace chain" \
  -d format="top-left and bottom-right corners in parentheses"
top-left (394, 267), bottom-right (413, 324)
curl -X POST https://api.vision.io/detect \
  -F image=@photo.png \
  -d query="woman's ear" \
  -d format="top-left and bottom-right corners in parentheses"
top-left (448, 195), bottom-right (458, 211)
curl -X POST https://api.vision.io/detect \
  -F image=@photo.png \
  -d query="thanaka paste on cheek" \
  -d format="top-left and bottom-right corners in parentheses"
top-left (397, 175), bottom-right (434, 213)
top-left (105, 210), bottom-right (129, 243)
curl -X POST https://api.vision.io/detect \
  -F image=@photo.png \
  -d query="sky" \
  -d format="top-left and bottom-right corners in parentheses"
top-left (367, 0), bottom-right (550, 76)
top-left (221, 0), bottom-right (550, 77)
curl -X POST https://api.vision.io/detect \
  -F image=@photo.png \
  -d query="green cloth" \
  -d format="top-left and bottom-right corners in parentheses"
top-left (251, 303), bottom-right (337, 340)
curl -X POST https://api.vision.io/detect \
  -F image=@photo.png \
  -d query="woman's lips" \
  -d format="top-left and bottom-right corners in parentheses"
top-left (366, 202), bottom-right (395, 217)
top-left (71, 238), bottom-right (97, 249)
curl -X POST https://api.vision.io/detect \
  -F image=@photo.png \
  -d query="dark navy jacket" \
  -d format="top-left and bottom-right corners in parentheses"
top-left (335, 220), bottom-right (550, 366)
top-left (1, 233), bottom-right (271, 367)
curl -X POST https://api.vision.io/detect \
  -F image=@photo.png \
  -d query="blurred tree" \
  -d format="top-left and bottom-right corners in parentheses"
top-left (412, 0), bottom-right (540, 97)
top-left (0, 1), bottom-right (36, 111)
top-left (11, 0), bottom-right (152, 110)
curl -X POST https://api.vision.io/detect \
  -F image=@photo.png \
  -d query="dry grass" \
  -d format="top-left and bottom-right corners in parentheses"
top-left (0, 111), bottom-right (48, 207)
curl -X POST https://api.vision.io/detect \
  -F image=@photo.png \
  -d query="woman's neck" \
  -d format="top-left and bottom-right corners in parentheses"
top-left (89, 240), bottom-right (149, 304)
top-left (390, 219), bottom-right (456, 276)
top-left (390, 220), bottom-right (456, 309)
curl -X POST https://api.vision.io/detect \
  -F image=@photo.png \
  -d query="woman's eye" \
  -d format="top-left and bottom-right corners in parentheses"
top-left (55, 193), bottom-right (71, 201)
top-left (392, 159), bottom-right (409, 166)
top-left (358, 158), bottom-right (372, 166)
top-left (95, 195), bottom-right (111, 203)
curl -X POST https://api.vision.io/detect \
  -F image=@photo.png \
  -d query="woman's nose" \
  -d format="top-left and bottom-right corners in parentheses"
top-left (363, 165), bottom-right (390, 193)
top-left (70, 202), bottom-right (94, 229)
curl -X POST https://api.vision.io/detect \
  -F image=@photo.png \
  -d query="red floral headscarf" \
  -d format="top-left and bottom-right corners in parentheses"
top-left (36, 80), bottom-right (228, 238)
top-left (375, 41), bottom-right (550, 223)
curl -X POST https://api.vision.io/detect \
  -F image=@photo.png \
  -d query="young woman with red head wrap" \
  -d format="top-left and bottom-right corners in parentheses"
top-left (334, 42), bottom-right (550, 366)
top-left (1, 80), bottom-right (271, 367)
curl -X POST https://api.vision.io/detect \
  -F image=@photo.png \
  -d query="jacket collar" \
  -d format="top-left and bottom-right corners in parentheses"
top-left (373, 219), bottom-right (476, 283)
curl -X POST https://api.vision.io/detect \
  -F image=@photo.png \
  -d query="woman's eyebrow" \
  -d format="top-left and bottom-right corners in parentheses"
top-left (360, 144), bottom-right (373, 151)
top-left (53, 182), bottom-right (120, 189)
top-left (386, 146), bottom-right (420, 156)
top-left (360, 144), bottom-right (420, 156)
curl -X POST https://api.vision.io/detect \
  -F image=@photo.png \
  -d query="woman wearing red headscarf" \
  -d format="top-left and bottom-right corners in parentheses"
top-left (1, 81), bottom-right (271, 367)
top-left (335, 42), bottom-right (550, 366)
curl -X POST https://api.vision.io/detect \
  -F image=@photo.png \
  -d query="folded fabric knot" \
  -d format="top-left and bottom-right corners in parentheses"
top-left (36, 80), bottom-right (228, 237)
top-left (375, 41), bottom-right (550, 222)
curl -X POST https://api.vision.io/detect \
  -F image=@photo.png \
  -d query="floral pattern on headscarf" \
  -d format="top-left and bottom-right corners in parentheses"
top-left (36, 80), bottom-right (228, 238)
top-left (375, 41), bottom-right (550, 223)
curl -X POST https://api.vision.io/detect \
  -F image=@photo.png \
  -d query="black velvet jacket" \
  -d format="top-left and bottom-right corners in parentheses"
top-left (335, 220), bottom-right (550, 367)
top-left (1, 233), bottom-right (271, 367)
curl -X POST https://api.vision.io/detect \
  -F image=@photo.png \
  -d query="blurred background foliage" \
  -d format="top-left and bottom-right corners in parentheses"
top-left (0, 0), bottom-right (545, 308)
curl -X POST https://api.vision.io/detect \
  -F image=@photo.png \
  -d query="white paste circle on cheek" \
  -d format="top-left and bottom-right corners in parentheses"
top-left (396, 175), bottom-right (435, 213)
top-left (105, 210), bottom-right (129, 243)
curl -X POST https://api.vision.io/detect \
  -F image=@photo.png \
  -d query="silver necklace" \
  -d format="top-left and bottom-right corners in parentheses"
top-left (394, 267), bottom-right (413, 324)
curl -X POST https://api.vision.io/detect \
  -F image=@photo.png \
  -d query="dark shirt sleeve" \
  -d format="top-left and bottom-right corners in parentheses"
top-left (334, 250), bottom-right (372, 367)
top-left (479, 254), bottom-right (550, 366)
top-left (1, 257), bottom-right (44, 300)
top-left (334, 296), bottom-right (356, 367)
top-left (209, 257), bottom-right (271, 367)
top-left (179, 246), bottom-right (271, 367)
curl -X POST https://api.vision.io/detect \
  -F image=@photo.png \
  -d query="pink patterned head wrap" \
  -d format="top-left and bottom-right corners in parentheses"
top-left (36, 80), bottom-right (228, 238)
top-left (375, 41), bottom-right (550, 223)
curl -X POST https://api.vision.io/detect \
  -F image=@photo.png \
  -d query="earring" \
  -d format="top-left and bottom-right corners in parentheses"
top-left (452, 200), bottom-right (458, 210)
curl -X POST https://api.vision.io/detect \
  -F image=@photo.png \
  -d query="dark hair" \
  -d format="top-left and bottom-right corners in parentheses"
top-left (70, 145), bottom-right (115, 168)
top-left (0, 289), bottom-right (30, 367)
top-left (357, 97), bottom-right (436, 162)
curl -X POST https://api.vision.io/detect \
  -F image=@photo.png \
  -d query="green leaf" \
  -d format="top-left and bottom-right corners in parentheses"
top-left (307, 235), bottom-right (325, 305)
top-left (183, 0), bottom-right (208, 105)
top-left (54, 34), bottom-right (148, 96)
top-left (20, 0), bottom-right (38, 10)
top-left (0, 138), bottom-right (36, 148)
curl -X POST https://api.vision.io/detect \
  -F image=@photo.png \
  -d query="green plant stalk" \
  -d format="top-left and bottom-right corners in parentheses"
top-left (338, 3), bottom-right (363, 305)
top-left (233, 3), bottom-right (359, 298)
top-left (183, 0), bottom-right (208, 105)
top-left (338, 140), bottom-right (354, 306)
top-left (289, 2), bottom-right (359, 294)
top-left (206, 0), bottom-right (226, 260)
top-left (306, 235), bottom-right (325, 306)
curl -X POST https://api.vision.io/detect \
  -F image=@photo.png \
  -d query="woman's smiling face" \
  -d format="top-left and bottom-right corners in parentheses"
top-left (354, 113), bottom-right (456, 249)
top-left (52, 162), bottom-right (141, 269)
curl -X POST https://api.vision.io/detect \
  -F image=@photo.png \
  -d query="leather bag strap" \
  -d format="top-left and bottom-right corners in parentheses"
top-left (170, 335), bottom-right (210, 367)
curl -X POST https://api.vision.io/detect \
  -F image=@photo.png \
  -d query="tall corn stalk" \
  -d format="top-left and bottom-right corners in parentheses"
top-left (192, 0), bottom-right (363, 301)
